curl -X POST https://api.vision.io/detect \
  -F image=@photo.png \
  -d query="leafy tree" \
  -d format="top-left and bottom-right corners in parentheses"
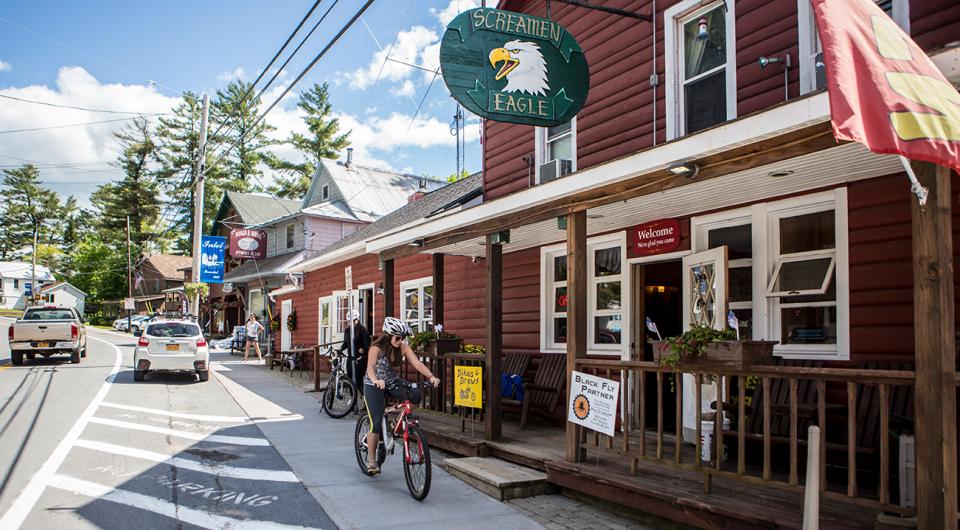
top-left (212, 81), bottom-right (280, 189)
top-left (268, 83), bottom-right (350, 199)
top-left (90, 117), bottom-right (163, 249)
top-left (0, 164), bottom-right (63, 265)
top-left (447, 169), bottom-right (470, 183)
top-left (64, 233), bottom-right (126, 302)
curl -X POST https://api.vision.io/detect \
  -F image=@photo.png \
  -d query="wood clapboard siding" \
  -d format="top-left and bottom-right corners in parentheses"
top-left (910, 0), bottom-right (960, 52)
top-left (735, 0), bottom-right (801, 116)
top-left (846, 171), bottom-right (960, 365)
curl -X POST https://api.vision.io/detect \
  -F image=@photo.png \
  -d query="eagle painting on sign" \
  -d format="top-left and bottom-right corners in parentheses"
top-left (440, 7), bottom-right (589, 127)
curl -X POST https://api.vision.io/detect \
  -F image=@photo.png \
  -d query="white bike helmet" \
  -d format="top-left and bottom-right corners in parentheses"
top-left (382, 316), bottom-right (412, 338)
top-left (349, 309), bottom-right (360, 321)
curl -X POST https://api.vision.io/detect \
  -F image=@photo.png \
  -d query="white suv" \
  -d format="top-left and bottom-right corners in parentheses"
top-left (133, 320), bottom-right (210, 382)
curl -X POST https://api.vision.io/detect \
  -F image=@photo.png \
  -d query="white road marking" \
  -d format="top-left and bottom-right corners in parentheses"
top-left (48, 474), bottom-right (319, 530)
top-left (100, 401), bottom-right (304, 424)
top-left (87, 416), bottom-right (270, 446)
top-left (0, 336), bottom-right (123, 529)
top-left (73, 439), bottom-right (298, 482)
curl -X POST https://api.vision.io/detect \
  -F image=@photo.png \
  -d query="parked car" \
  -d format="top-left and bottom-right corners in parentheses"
top-left (133, 319), bottom-right (209, 382)
top-left (7, 306), bottom-right (87, 365)
top-left (113, 314), bottom-right (152, 333)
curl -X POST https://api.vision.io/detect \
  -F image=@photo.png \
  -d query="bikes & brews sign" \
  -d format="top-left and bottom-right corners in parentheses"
top-left (439, 8), bottom-right (589, 127)
top-left (454, 365), bottom-right (483, 409)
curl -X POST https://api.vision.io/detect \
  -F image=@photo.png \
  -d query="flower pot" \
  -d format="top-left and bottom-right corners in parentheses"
top-left (651, 340), bottom-right (777, 370)
top-left (423, 338), bottom-right (463, 355)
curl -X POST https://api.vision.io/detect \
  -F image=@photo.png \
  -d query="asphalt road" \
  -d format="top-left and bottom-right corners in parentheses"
top-left (0, 320), bottom-right (335, 529)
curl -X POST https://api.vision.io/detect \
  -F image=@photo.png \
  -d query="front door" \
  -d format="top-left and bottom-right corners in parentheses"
top-left (680, 246), bottom-right (728, 441)
top-left (280, 300), bottom-right (292, 352)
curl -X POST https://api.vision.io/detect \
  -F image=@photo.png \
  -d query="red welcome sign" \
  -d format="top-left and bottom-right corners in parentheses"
top-left (229, 228), bottom-right (267, 260)
top-left (627, 219), bottom-right (681, 258)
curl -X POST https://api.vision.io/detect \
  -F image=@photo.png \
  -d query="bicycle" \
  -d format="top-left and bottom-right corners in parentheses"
top-left (321, 347), bottom-right (358, 419)
top-left (354, 380), bottom-right (433, 501)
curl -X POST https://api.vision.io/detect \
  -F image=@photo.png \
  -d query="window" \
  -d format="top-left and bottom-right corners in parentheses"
top-left (797, 0), bottom-right (908, 95)
top-left (146, 323), bottom-right (201, 337)
top-left (13, 279), bottom-right (19, 289)
top-left (400, 277), bottom-right (434, 334)
top-left (665, 0), bottom-right (736, 139)
top-left (535, 118), bottom-right (577, 183)
top-left (321, 184), bottom-right (329, 200)
top-left (318, 297), bottom-right (333, 345)
top-left (541, 233), bottom-right (629, 355)
top-left (692, 189), bottom-right (849, 359)
top-left (285, 223), bottom-right (295, 249)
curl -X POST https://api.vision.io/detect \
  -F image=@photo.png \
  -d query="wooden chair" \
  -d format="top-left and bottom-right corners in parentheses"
top-left (502, 353), bottom-right (566, 429)
top-left (502, 352), bottom-right (532, 381)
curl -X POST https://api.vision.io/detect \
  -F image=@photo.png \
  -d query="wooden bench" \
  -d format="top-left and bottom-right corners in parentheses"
top-left (502, 353), bottom-right (565, 429)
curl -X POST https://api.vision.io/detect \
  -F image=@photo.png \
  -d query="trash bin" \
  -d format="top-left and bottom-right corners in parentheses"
top-left (700, 417), bottom-right (732, 462)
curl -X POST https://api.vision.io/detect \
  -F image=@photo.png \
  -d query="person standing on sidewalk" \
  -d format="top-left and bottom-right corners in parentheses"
top-left (243, 314), bottom-right (265, 363)
top-left (339, 310), bottom-right (371, 391)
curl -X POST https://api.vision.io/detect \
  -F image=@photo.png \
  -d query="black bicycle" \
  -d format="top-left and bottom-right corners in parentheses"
top-left (321, 347), bottom-right (358, 419)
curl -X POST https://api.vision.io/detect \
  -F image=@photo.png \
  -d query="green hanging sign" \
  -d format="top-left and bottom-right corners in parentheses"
top-left (439, 8), bottom-right (589, 127)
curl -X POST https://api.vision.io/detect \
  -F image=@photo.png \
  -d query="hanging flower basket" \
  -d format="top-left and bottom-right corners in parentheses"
top-left (409, 330), bottom-right (462, 355)
top-left (286, 310), bottom-right (297, 331)
top-left (652, 325), bottom-right (776, 370)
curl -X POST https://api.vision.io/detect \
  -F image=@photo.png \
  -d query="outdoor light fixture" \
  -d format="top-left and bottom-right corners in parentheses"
top-left (768, 169), bottom-right (795, 178)
top-left (409, 239), bottom-right (425, 248)
top-left (668, 161), bottom-right (700, 179)
top-left (376, 282), bottom-right (384, 295)
top-left (696, 17), bottom-right (710, 40)
top-left (759, 54), bottom-right (793, 101)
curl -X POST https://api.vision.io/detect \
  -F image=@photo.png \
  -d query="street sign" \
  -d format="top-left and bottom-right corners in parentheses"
top-left (199, 236), bottom-right (227, 284)
top-left (344, 265), bottom-right (353, 291)
top-left (229, 228), bottom-right (267, 260)
top-left (24, 282), bottom-right (32, 297)
top-left (124, 298), bottom-right (135, 310)
top-left (439, 7), bottom-right (589, 127)
top-left (567, 370), bottom-right (619, 437)
top-left (454, 365), bottom-right (483, 408)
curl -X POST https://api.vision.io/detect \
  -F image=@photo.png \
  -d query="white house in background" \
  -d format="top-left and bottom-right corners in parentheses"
top-left (39, 281), bottom-right (87, 315)
top-left (0, 261), bottom-right (55, 310)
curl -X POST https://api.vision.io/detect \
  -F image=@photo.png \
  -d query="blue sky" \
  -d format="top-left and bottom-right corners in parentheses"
top-left (0, 0), bottom-right (483, 206)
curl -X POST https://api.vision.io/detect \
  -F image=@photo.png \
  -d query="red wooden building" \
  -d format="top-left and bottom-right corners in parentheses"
top-left (275, 1), bottom-right (959, 527)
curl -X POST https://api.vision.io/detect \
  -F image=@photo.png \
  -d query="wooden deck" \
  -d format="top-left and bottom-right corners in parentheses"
top-left (419, 411), bottom-right (885, 529)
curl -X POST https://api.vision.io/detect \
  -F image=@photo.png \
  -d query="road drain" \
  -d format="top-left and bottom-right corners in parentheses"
top-left (185, 448), bottom-right (241, 462)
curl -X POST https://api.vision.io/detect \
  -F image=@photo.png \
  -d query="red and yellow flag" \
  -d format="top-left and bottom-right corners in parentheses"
top-left (811, 0), bottom-right (960, 171)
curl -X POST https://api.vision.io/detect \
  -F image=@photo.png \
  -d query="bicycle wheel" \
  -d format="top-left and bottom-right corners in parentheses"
top-left (322, 376), bottom-right (357, 419)
top-left (354, 416), bottom-right (386, 475)
top-left (402, 426), bottom-right (432, 501)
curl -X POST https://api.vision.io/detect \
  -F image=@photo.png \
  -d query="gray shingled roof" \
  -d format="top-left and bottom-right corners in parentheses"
top-left (309, 173), bottom-right (482, 259)
top-left (224, 192), bottom-right (301, 227)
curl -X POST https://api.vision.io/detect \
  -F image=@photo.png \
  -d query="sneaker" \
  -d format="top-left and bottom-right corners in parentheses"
top-left (366, 462), bottom-right (380, 475)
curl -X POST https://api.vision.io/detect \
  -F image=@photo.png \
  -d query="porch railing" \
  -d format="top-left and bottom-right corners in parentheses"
top-left (400, 352), bottom-right (486, 430)
top-left (573, 359), bottom-right (951, 512)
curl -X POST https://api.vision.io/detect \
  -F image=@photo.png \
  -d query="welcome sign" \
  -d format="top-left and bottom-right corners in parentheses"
top-left (439, 8), bottom-right (589, 127)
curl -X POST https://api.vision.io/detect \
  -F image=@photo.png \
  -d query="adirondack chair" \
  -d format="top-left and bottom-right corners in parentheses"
top-left (502, 352), bottom-right (532, 382)
top-left (502, 353), bottom-right (566, 429)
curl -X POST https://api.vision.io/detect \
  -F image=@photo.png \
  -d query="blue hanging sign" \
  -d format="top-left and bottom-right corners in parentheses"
top-left (199, 236), bottom-right (227, 284)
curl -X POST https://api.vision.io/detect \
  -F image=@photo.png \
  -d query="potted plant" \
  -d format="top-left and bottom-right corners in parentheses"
top-left (408, 327), bottom-right (463, 355)
top-left (286, 310), bottom-right (297, 331)
top-left (652, 325), bottom-right (776, 370)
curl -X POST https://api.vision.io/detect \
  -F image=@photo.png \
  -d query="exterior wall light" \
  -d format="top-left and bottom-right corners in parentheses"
top-left (668, 161), bottom-right (700, 179)
top-left (696, 17), bottom-right (709, 40)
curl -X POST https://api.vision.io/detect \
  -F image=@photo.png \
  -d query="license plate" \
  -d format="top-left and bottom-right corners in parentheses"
top-left (165, 344), bottom-right (180, 352)
top-left (35, 342), bottom-right (49, 348)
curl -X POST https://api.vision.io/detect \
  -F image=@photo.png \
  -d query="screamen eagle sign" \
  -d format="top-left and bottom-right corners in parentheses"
top-left (439, 8), bottom-right (589, 127)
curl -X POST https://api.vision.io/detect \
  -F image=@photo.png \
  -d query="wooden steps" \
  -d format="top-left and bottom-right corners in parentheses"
top-left (442, 457), bottom-right (557, 501)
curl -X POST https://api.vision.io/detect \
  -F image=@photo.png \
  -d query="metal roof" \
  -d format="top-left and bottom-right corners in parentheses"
top-left (220, 192), bottom-right (301, 228)
top-left (0, 261), bottom-right (55, 281)
top-left (223, 250), bottom-right (305, 284)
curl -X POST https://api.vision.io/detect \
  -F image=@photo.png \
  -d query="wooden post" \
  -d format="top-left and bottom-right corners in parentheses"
top-left (382, 258), bottom-right (394, 319)
top-left (911, 161), bottom-right (958, 529)
top-left (432, 253), bottom-right (444, 327)
top-left (565, 210), bottom-right (587, 462)
top-left (485, 236), bottom-right (503, 440)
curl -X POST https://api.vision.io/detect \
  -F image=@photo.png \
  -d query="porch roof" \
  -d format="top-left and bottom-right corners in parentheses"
top-left (365, 92), bottom-right (861, 258)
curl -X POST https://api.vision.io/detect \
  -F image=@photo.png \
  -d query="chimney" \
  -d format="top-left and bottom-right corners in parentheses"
top-left (407, 191), bottom-right (425, 203)
top-left (346, 147), bottom-right (354, 168)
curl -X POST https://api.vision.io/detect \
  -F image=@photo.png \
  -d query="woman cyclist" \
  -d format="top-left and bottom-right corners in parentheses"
top-left (363, 317), bottom-right (439, 475)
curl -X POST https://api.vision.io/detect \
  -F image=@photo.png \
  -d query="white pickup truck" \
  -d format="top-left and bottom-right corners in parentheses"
top-left (7, 306), bottom-right (87, 365)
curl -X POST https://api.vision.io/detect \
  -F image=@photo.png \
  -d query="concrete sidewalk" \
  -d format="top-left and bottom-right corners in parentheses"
top-left (210, 351), bottom-right (542, 530)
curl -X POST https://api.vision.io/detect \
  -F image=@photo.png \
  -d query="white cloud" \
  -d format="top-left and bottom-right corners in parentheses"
top-left (431, 0), bottom-right (473, 27)
top-left (335, 111), bottom-right (480, 152)
top-left (390, 80), bottom-right (416, 98)
top-left (341, 26), bottom-right (438, 90)
top-left (0, 60), bottom-right (10, 72)
top-left (217, 67), bottom-right (247, 82)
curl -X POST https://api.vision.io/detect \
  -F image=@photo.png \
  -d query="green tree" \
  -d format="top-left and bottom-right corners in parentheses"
top-left (0, 164), bottom-right (63, 264)
top-left (90, 117), bottom-right (163, 249)
top-left (212, 81), bottom-right (280, 189)
top-left (447, 169), bottom-right (470, 183)
top-left (64, 233), bottom-right (126, 303)
top-left (268, 83), bottom-right (350, 199)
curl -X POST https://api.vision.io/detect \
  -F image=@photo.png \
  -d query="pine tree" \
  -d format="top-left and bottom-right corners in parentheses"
top-left (268, 83), bottom-right (350, 199)
top-left (212, 81), bottom-right (280, 190)
top-left (0, 164), bottom-right (63, 257)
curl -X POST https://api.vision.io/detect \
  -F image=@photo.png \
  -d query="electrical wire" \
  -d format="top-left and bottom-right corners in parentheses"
top-left (0, 93), bottom-right (169, 115)
top-left (0, 114), bottom-right (166, 134)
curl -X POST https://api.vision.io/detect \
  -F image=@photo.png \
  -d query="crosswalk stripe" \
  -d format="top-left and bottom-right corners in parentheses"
top-left (100, 402), bottom-right (253, 423)
top-left (49, 474), bottom-right (321, 530)
top-left (88, 417), bottom-right (270, 446)
top-left (73, 439), bottom-right (298, 482)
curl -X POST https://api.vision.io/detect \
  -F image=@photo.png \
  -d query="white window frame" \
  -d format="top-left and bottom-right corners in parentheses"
top-left (692, 208), bottom-right (757, 336)
top-left (318, 296), bottom-right (333, 346)
top-left (534, 117), bottom-right (577, 184)
top-left (540, 232), bottom-right (630, 357)
top-left (321, 184), bottom-right (329, 200)
top-left (331, 290), bottom-right (359, 342)
top-left (400, 276), bottom-right (434, 334)
top-left (765, 253), bottom-right (836, 297)
top-left (285, 223), bottom-right (295, 249)
top-left (798, 0), bottom-right (909, 95)
top-left (691, 189), bottom-right (849, 360)
top-left (664, 0), bottom-right (737, 140)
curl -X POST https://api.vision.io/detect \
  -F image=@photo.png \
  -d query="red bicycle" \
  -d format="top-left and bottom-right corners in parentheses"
top-left (354, 380), bottom-right (432, 500)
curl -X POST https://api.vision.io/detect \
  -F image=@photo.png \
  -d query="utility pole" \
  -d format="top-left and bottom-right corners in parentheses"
top-left (30, 223), bottom-right (37, 306)
top-left (189, 94), bottom-right (210, 319)
top-left (126, 215), bottom-right (132, 331)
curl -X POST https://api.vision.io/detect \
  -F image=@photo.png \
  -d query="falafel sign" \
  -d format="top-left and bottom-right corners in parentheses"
top-left (439, 8), bottom-right (589, 127)
top-left (568, 371), bottom-right (619, 437)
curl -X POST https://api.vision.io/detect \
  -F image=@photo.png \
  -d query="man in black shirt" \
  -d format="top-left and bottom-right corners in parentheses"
top-left (339, 310), bottom-right (371, 390)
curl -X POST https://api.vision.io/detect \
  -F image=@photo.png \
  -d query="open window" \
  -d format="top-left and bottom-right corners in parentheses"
top-left (400, 277), bottom-right (434, 334)
top-left (766, 255), bottom-right (835, 297)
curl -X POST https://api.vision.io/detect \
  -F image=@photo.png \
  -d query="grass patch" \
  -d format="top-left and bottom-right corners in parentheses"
top-left (0, 308), bottom-right (23, 318)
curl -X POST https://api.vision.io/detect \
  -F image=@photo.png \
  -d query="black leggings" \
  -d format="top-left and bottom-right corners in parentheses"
top-left (364, 380), bottom-right (422, 435)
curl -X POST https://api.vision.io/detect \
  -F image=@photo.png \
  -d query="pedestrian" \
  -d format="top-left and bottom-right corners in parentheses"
top-left (243, 314), bottom-right (264, 364)
top-left (339, 310), bottom-right (371, 390)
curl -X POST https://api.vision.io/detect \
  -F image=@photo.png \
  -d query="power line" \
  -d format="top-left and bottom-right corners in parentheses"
top-left (0, 93), bottom-right (169, 115)
top-left (0, 115), bottom-right (166, 135)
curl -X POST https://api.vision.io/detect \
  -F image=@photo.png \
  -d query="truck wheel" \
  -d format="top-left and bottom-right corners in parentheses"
top-left (133, 370), bottom-right (145, 382)
top-left (197, 370), bottom-right (209, 382)
top-left (81, 345), bottom-right (87, 358)
top-left (26, 352), bottom-right (36, 360)
top-left (71, 348), bottom-right (81, 364)
top-left (11, 351), bottom-right (23, 366)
